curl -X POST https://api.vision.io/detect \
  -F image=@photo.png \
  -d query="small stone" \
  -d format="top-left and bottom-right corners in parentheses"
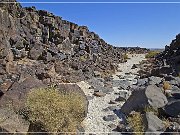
top-left (115, 96), bottom-right (126, 102)
top-left (108, 106), bottom-right (117, 111)
top-left (108, 123), bottom-right (117, 129)
top-left (88, 86), bottom-right (94, 89)
top-left (103, 115), bottom-right (117, 121)
top-left (93, 92), bottom-right (106, 97)
top-left (87, 96), bottom-right (94, 100)
top-left (109, 100), bottom-right (117, 104)
top-left (116, 124), bottom-right (129, 132)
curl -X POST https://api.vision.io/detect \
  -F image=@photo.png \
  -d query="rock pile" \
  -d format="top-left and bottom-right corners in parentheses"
top-left (156, 34), bottom-right (180, 75)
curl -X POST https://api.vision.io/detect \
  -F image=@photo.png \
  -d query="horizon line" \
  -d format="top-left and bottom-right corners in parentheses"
top-left (2, 1), bottom-right (180, 4)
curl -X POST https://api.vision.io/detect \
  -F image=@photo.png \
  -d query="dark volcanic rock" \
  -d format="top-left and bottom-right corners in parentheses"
top-left (121, 85), bottom-right (168, 114)
top-left (103, 115), bottom-right (117, 121)
top-left (163, 100), bottom-right (180, 117)
top-left (0, 0), bottom-right (148, 84)
top-left (0, 77), bottom-right (46, 110)
top-left (156, 34), bottom-right (180, 75)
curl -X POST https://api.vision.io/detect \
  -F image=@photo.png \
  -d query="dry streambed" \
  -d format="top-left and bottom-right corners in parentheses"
top-left (77, 54), bottom-right (146, 133)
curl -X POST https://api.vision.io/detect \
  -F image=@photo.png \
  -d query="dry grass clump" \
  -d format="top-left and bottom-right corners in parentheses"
top-left (127, 112), bottom-right (145, 135)
top-left (123, 53), bottom-right (129, 60)
top-left (24, 87), bottom-right (86, 133)
top-left (80, 56), bottom-right (87, 62)
top-left (162, 117), bottom-right (171, 129)
top-left (145, 51), bottom-right (160, 58)
top-left (143, 106), bottom-right (159, 116)
top-left (163, 81), bottom-right (171, 90)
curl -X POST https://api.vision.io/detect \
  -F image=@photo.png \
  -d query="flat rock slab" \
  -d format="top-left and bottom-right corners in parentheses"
top-left (148, 76), bottom-right (163, 85)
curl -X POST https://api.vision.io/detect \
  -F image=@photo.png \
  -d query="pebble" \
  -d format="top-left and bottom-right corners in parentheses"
top-left (93, 92), bottom-right (106, 97)
top-left (103, 115), bottom-right (118, 121)
top-left (109, 100), bottom-right (117, 104)
top-left (108, 123), bottom-right (117, 129)
top-left (115, 96), bottom-right (126, 102)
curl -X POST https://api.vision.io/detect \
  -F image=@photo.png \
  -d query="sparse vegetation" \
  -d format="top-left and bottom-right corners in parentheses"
top-left (162, 117), bottom-right (171, 129)
top-left (80, 56), bottom-right (87, 62)
top-left (144, 106), bottom-right (159, 116)
top-left (23, 86), bottom-right (86, 133)
top-left (163, 81), bottom-right (171, 90)
top-left (145, 51), bottom-right (160, 58)
top-left (123, 53), bottom-right (129, 60)
top-left (127, 112), bottom-right (145, 135)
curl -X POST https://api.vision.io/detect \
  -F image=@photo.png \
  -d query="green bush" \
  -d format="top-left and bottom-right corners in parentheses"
top-left (24, 87), bottom-right (86, 133)
top-left (145, 51), bottom-right (160, 58)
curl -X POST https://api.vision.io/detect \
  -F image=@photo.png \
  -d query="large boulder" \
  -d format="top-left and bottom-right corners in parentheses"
top-left (121, 85), bottom-right (168, 114)
top-left (163, 100), bottom-right (180, 117)
top-left (151, 66), bottom-right (173, 76)
top-left (0, 76), bottom-right (46, 110)
top-left (0, 77), bottom-right (45, 132)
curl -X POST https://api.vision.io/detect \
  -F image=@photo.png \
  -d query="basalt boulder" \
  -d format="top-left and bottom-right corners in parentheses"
top-left (121, 85), bottom-right (168, 114)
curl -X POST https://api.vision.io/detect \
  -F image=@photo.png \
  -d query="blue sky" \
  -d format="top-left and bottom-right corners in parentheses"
top-left (18, 0), bottom-right (180, 48)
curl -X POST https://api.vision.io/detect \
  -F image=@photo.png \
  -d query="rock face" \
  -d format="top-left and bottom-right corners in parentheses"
top-left (0, 0), bottom-right (148, 85)
top-left (121, 85), bottom-right (168, 114)
top-left (156, 34), bottom-right (180, 75)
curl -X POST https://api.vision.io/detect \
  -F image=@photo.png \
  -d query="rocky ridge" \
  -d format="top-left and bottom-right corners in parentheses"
top-left (0, 0), bottom-right (148, 86)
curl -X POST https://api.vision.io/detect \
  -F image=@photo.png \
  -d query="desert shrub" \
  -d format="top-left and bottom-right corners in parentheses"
top-left (80, 56), bottom-right (87, 62)
top-left (162, 117), bottom-right (171, 129)
top-left (143, 106), bottom-right (159, 116)
top-left (145, 51), bottom-right (160, 58)
top-left (123, 53), bottom-right (129, 60)
top-left (127, 112), bottom-right (145, 135)
top-left (163, 81), bottom-right (171, 90)
top-left (24, 87), bottom-right (86, 133)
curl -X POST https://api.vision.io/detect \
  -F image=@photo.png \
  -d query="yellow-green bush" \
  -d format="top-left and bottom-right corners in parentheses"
top-left (145, 51), bottom-right (160, 58)
top-left (163, 81), bottom-right (171, 90)
top-left (80, 56), bottom-right (87, 62)
top-left (24, 87), bottom-right (86, 132)
top-left (123, 53), bottom-right (129, 60)
top-left (144, 106), bottom-right (159, 116)
top-left (127, 112), bottom-right (145, 135)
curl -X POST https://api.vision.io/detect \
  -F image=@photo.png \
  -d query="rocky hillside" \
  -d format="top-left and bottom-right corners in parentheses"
top-left (0, 0), bottom-right (148, 86)
top-left (156, 34), bottom-right (180, 75)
